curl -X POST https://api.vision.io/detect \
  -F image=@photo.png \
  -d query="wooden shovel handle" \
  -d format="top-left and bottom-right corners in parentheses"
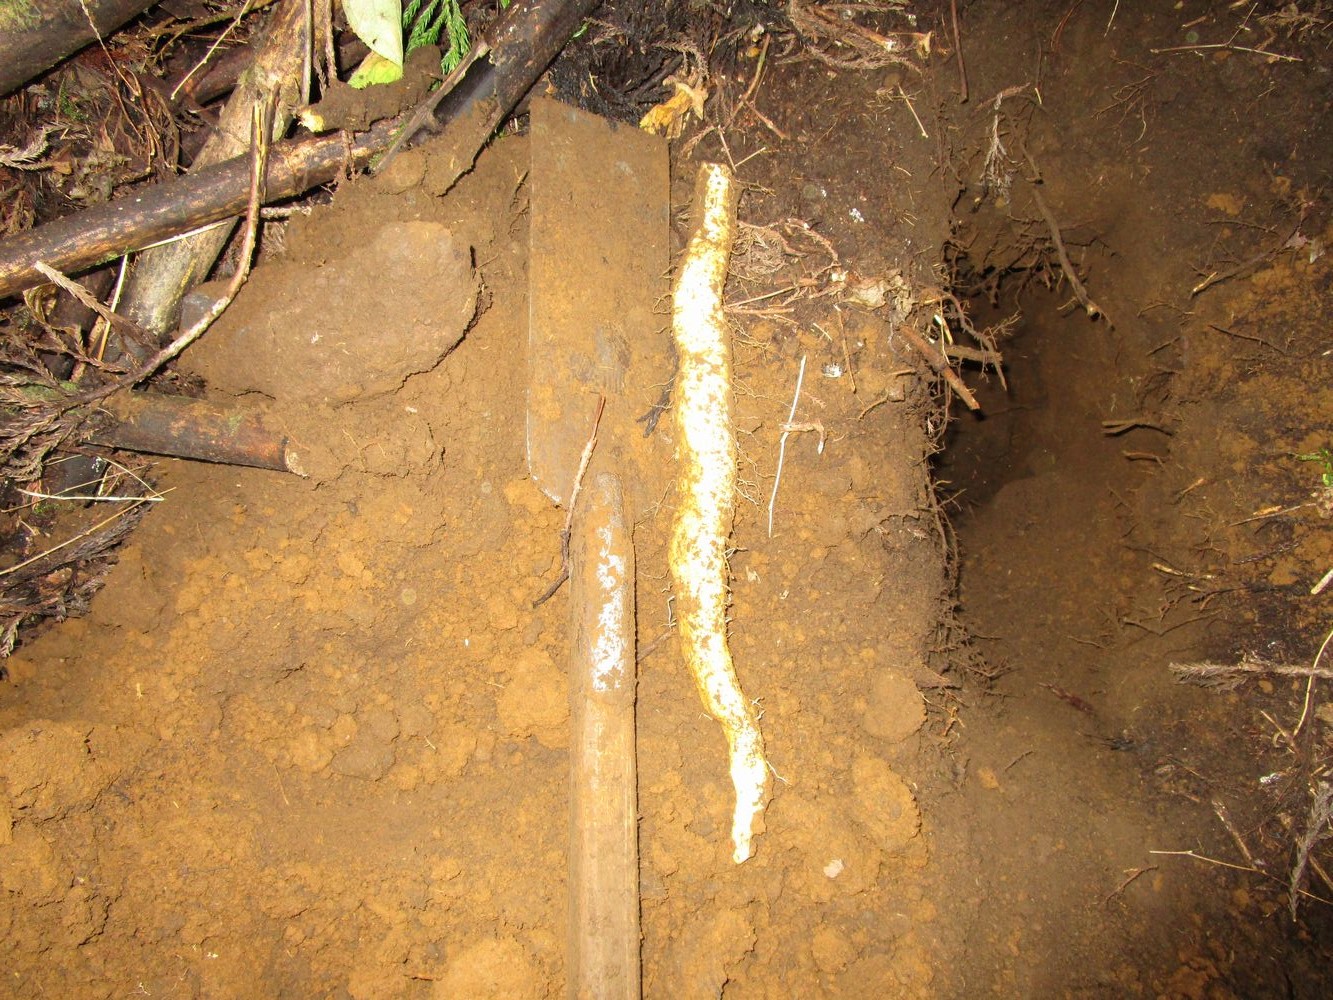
top-left (568, 471), bottom-right (640, 1000)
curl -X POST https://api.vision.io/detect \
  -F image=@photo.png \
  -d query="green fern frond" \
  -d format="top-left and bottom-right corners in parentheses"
top-left (402, 0), bottom-right (470, 74)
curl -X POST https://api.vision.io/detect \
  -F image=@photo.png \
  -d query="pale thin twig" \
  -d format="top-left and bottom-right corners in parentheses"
top-left (18, 487), bottom-right (163, 504)
top-left (75, 0), bottom-right (135, 91)
top-left (1293, 624), bottom-right (1333, 737)
top-left (767, 355), bottom-right (806, 538)
top-left (1150, 41), bottom-right (1299, 61)
top-left (1148, 848), bottom-right (1257, 874)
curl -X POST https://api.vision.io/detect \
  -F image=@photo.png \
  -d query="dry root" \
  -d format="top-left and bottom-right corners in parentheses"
top-left (786, 1), bottom-right (931, 71)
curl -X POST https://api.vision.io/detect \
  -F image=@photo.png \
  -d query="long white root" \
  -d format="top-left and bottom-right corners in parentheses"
top-left (669, 162), bottom-right (770, 864)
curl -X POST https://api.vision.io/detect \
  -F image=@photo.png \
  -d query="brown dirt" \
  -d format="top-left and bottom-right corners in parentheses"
top-left (3, 1), bottom-right (1333, 996)
top-left (1, 75), bottom-right (947, 997)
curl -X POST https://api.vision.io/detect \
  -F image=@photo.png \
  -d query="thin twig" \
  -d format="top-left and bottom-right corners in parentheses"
top-left (0, 497), bottom-right (154, 580)
top-left (562, 395), bottom-right (606, 558)
top-left (1150, 41), bottom-right (1300, 62)
top-left (897, 86), bottom-right (929, 138)
top-left (131, 104), bottom-right (270, 372)
top-left (1190, 215), bottom-right (1306, 297)
top-left (893, 323), bottom-right (980, 411)
top-left (170, 0), bottom-right (261, 101)
top-left (1101, 417), bottom-right (1171, 435)
top-left (768, 355), bottom-right (806, 538)
top-left (54, 99), bottom-right (273, 416)
top-left (374, 40), bottom-right (492, 173)
top-left (1148, 848), bottom-right (1256, 874)
top-left (1021, 153), bottom-right (1108, 323)
top-left (950, 0), bottom-right (968, 102)
top-left (18, 487), bottom-right (163, 504)
top-left (1150, 848), bottom-right (1333, 904)
top-left (742, 32), bottom-right (770, 103)
top-left (1202, 322), bottom-right (1289, 354)
top-left (1105, 865), bottom-right (1155, 903)
top-left (1293, 625), bottom-right (1333, 737)
top-left (532, 394), bottom-right (606, 608)
top-left (1212, 798), bottom-right (1257, 868)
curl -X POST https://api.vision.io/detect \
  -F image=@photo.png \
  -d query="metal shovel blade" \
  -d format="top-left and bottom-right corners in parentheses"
top-left (526, 96), bottom-right (669, 507)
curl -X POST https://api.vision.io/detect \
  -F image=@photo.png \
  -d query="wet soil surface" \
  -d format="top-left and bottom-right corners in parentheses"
top-left (4, 1), bottom-right (1333, 996)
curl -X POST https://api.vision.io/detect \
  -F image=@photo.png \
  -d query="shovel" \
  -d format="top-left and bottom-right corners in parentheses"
top-left (526, 97), bottom-right (668, 1000)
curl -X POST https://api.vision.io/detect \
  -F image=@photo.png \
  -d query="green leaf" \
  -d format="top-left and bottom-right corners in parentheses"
top-left (344, 0), bottom-right (404, 68)
top-left (347, 51), bottom-right (405, 89)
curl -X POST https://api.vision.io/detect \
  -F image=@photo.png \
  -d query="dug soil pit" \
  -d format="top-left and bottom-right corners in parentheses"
top-left (0, 92), bottom-right (951, 998)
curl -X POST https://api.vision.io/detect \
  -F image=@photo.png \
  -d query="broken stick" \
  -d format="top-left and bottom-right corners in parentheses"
top-left (1021, 153), bottom-right (1109, 324)
top-left (893, 322), bottom-right (981, 411)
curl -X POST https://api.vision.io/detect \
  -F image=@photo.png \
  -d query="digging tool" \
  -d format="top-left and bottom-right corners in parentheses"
top-left (527, 97), bottom-right (668, 1000)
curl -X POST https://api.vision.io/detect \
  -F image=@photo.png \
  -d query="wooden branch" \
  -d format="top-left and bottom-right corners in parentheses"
top-left (0, 0), bottom-right (160, 97)
top-left (894, 322), bottom-right (981, 411)
top-left (120, 0), bottom-right (308, 339)
top-left (89, 391), bottom-right (300, 473)
top-left (0, 0), bottom-right (600, 301)
top-left (0, 120), bottom-right (394, 302)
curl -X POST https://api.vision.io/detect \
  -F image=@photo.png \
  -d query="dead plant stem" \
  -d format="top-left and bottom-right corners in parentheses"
top-left (1021, 153), bottom-right (1108, 323)
top-left (950, 0), bottom-right (968, 102)
top-left (767, 355), bottom-right (806, 538)
top-left (897, 86), bottom-right (928, 138)
top-left (1191, 215), bottom-right (1306, 297)
top-left (1293, 625), bottom-right (1333, 737)
top-left (893, 322), bottom-right (980, 411)
top-left (532, 394), bottom-right (605, 608)
top-left (0, 496), bottom-right (153, 580)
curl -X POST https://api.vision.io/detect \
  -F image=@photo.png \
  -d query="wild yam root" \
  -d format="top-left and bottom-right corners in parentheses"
top-left (669, 162), bottom-right (770, 864)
